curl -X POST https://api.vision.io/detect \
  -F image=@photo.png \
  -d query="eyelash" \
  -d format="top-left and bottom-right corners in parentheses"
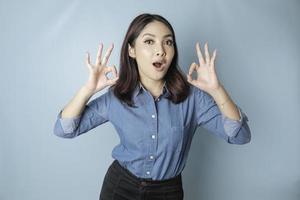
top-left (144, 39), bottom-right (174, 46)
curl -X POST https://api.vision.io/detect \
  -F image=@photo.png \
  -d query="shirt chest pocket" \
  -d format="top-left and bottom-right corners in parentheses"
top-left (169, 126), bottom-right (183, 153)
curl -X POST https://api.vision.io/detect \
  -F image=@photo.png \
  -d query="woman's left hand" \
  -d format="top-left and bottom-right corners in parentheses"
top-left (187, 42), bottom-right (221, 94)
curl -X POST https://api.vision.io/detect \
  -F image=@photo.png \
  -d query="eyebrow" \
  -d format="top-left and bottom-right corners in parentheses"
top-left (142, 33), bottom-right (173, 38)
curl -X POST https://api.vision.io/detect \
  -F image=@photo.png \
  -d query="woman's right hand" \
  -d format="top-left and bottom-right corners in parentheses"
top-left (83, 43), bottom-right (119, 95)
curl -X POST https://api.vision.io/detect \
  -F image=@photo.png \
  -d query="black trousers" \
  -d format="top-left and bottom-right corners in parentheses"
top-left (99, 160), bottom-right (184, 200)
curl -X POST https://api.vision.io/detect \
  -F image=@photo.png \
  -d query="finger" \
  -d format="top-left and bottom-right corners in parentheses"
top-left (210, 49), bottom-right (217, 66)
top-left (86, 51), bottom-right (91, 65)
top-left (85, 52), bottom-right (93, 71)
top-left (104, 66), bottom-right (116, 78)
top-left (188, 62), bottom-right (198, 76)
top-left (186, 73), bottom-right (197, 86)
top-left (204, 42), bottom-right (210, 64)
top-left (101, 43), bottom-right (114, 66)
top-left (96, 43), bottom-right (103, 65)
top-left (196, 42), bottom-right (205, 65)
top-left (107, 77), bottom-right (119, 85)
top-left (106, 67), bottom-right (119, 85)
top-left (110, 65), bottom-right (118, 79)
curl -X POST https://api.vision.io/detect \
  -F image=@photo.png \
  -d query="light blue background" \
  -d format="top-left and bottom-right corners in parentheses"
top-left (1, 0), bottom-right (299, 199)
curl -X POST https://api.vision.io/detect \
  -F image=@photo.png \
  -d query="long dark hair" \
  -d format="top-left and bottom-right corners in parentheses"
top-left (111, 13), bottom-right (190, 107)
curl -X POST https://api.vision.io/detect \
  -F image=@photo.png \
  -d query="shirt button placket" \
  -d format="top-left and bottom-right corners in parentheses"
top-left (146, 97), bottom-right (158, 179)
top-left (147, 133), bottom-right (155, 177)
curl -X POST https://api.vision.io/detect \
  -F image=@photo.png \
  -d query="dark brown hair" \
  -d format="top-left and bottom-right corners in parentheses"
top-left (111, 13), bottom-right (190, 107)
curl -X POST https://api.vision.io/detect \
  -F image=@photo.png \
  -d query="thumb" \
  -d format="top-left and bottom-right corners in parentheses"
top-left (187, 74), bottom-right (197, 86)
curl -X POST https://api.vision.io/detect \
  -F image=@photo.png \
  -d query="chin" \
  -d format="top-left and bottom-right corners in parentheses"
top-left (152, 75), bottom-right (166, 81)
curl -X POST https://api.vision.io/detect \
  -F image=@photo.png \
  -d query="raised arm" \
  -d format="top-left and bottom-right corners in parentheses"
top-left (188, 42), bottom-right (251, 144)
top-left (53, 43), bottom-right (119, 138)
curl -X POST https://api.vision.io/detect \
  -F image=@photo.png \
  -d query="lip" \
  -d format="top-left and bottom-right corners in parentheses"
top-left (152, 62), bottom-right (166, 71)
top-left (152, 60), bottom-right (166, 65)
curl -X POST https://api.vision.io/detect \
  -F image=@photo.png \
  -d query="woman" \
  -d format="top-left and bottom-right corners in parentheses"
top-left (54, 13), bottom-right (251, 200)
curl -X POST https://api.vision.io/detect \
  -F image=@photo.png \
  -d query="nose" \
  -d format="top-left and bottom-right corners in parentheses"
top-left (156, 51), bottom-right (165, 56)
top-left (155, 44), bottom-right (166, 57)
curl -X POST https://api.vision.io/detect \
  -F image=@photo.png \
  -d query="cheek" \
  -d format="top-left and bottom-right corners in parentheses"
top-left (135, 50), bottom-right (152, 70)
top-left (167, 50), bottom-right (175, 62)
top-left (139, 47), bottom-right (153, 57)
top-left (136, 48), bottom-right (153, 64)
top-left (166, 46), bottom-right (175, 55)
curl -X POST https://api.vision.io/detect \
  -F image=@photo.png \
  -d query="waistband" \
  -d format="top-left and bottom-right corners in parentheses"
top-left (111, 159), bottom-right (182, 185)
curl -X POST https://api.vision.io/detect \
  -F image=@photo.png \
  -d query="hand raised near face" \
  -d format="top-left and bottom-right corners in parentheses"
top-left (84, 43), bottom-right (119, 95)
top-left (187, 42), bottom-right (221, 94)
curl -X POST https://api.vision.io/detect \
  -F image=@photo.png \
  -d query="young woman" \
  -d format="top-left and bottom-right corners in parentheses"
top-left (54, 13), bottom-right (251, 200)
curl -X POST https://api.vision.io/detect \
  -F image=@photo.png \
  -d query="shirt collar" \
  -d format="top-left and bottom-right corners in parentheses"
top-left (133, 81), bottom-right (169, 99)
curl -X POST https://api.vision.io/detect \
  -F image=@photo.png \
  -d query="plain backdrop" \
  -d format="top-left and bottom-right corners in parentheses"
top-left (1, 0), bottom-right (299, 199)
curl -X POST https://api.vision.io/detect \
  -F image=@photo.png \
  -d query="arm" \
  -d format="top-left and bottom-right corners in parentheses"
top-left (210, 84), bottom-right (252, 143)
top-left (187, 42), bottom-right (251, 144)
top-left (53, 42), bottom-right (118, 138)
top-left (195, 87), bottom-right (251, 144)
top-left (53, 88), bottom-right (111, 138)
top-left (209, 84), bottom-right (241, 121)
top-left (60, 86), bottom-right (94, 119)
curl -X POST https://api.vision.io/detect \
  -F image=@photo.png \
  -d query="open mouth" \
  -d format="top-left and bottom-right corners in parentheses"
top-left (153, 62), bottom-right (163, 68)
top-left (152, 62), bottom-right (165, 72)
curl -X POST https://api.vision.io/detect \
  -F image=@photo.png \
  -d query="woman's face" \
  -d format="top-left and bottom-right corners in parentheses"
top-left (128, 20), bottom-right (175, 83)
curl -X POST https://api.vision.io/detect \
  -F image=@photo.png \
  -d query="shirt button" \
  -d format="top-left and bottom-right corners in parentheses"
top-left (151, 135), bottom-right (156, 139)
top-left (151, 114), bottom-right (155, 118)
top-left (150, 155), bottom-right (154, 159)
top-left (146, 171), bottom-right (150, 175)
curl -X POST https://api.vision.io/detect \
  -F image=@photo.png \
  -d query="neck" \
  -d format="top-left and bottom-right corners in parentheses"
top-left (140, 78), bottom-right (165, 97)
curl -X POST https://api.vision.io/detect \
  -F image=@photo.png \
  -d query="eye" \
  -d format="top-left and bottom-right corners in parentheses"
top-left (144, 39), bottom-right (154, 45)
top-left (166, 40), bottom-right (174, 46)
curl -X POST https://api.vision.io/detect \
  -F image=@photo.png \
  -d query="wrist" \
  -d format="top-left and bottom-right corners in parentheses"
top-left (208, 84), bottom-right (224, 98)
top-left (208, 84), bottom-right (232, 108)
top-left (80, 85), bottom-right (95, 99)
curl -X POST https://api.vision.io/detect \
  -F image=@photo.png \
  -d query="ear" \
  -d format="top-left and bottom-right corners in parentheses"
top-left (128, 44), bottom-right (136, 58)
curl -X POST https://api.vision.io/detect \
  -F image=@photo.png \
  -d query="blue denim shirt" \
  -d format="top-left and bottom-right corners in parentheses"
top-left (53, 83), bottom-right (251, 180)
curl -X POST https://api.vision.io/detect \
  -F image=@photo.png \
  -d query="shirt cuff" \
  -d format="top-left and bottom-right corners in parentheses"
top-left (57, 110), bottom-right (82, 133)
top-left (222, 106), bottom-right (249, 137)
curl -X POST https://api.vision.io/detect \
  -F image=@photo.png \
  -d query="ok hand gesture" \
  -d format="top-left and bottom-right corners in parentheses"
top-left (187, 42), bottom-right (221, 94)
top-left (84, 43), bottom-right (119, 95)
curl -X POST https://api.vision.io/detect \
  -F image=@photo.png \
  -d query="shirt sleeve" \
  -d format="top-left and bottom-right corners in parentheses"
top-left (53, 89), bottom-right (111, 138)
top-left (222, 105), bottom-right (248, 137)
top-left (194, 86), bottom-right (251, 144)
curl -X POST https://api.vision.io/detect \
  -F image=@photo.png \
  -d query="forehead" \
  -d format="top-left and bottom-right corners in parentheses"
top-left (139, 21), bottom-right (172, 38)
